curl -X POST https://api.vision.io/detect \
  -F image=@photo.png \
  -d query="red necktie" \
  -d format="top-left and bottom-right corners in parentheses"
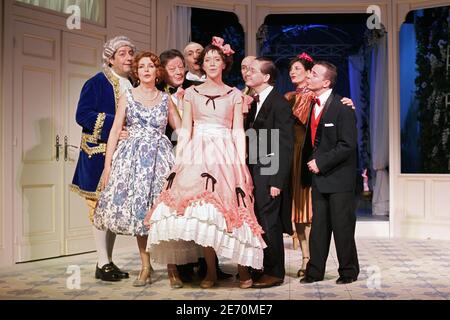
top-left (312, 97), bottom-right (321, 107)
top-left (253, 94), bottom-right (260, 103)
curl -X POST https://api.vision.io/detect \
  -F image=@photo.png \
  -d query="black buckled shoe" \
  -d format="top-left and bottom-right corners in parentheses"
top-left (300, 275), bottom-right (321, 284)
top-left (95, 263), bottom-right (121, 282)
top-left (336, 276), bottom-right (357, 284)
top-left (110, 262), bottom-right (129, 279)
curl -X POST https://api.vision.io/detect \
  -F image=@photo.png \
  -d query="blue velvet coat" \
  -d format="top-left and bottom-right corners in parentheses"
top-left (71, 68), bottom-right (120, 199)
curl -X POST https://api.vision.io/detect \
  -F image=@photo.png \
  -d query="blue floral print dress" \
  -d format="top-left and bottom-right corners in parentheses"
top-left (94, 89), bottom-right (174, 236)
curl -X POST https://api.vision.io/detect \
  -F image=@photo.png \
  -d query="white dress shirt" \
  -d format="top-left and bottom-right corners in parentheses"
top-left (314, 88), bottom-right (332, 119)
top-left (255, 85), bottom-right (274, 120)
top-left (170, 87), bottom-right (184, 118)
top-left (185, 71), bottom-right (206, 83)
top-left (110, 68), bottom-right (133, 96)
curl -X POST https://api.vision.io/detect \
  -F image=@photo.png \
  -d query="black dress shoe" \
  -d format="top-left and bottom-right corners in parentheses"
top-left (110, 262), bottom-right (129, 279)
top-left (300, 276), bottom-right (321, 284)
top-left (177, 264), bottom-right (194, 283)
top-left (95, 263), bottom-right (121, 282)
top-left (251, 269), bottom-right (264, 281)
top-left (336, 276), bottom-right (357, 284)
top-left (197, 258), bottom-right (207, 278)
top-left (217, 267), bottom-right (233, 280)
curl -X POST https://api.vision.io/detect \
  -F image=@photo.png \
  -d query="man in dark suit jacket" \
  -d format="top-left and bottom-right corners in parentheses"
top-left (244, 57), bottom-right (295, 288)
top-left (300, 61), bottom-right (360, 285)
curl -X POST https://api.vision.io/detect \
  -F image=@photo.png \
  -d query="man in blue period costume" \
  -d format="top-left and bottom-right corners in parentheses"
top-left (70, 36), bottom-right (136, 281)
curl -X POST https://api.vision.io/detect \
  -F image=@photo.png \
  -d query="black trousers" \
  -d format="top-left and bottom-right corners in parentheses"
top-left (251, 165), bottom-right (285, 279)
top-left (306, 188), bottom-right (359, 280)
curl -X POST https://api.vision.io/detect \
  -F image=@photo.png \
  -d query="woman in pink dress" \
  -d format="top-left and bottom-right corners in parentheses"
top-left (144, 37), bottom-right (266, 289)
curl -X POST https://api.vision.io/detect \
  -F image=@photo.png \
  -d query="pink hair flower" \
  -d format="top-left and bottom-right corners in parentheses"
top-left (211, 36), bottom-right (235, 56)
top-left (212, 36), bottom-right (225, 47)
top-left (221, 44), bottom-right (235, 56)
top-left (298, 52), bottom-right (313, 62)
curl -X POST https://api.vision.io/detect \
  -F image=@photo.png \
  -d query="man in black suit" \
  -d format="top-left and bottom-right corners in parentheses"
top-left (244, 57), bottom-right (295, 288)
top-left (182, 42), bottom-right (206, 88)
top-left (300, 61), bottom-right (359, 285)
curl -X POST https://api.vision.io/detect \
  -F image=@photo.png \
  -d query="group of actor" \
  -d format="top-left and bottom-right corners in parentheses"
top-left (70, 34), bottom-right (360, 290)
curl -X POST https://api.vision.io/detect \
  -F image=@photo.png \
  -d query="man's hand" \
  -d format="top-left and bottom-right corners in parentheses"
top-left (118, 126), bottom-right (129, 140)
top-left (307, 159), bottom-right (320, 174)
top-left (270, 186), bottom-right (281, 198)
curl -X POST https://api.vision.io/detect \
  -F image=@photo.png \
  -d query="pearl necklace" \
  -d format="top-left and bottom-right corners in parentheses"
top-left (136, 87), bottom-right (159, 101)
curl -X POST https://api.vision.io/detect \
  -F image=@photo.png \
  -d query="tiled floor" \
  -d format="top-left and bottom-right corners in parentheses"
top-left (1, 237), bottom-right (450, 300)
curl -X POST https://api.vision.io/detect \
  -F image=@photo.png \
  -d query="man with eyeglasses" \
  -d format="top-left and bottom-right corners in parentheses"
top-left (244, 57), bottom-right (295, 288)
top-left (158, 49), bottom-right (186, 118)
top-left (241, 55), bottom-right (256, 96)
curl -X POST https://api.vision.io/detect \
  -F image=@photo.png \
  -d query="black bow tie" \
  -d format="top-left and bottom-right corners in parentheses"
top-left (166, 86), bottom-right (178, 95)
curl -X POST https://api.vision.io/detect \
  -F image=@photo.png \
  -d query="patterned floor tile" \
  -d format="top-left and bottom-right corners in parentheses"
top-left (2, 238), bottom-right (450, 300)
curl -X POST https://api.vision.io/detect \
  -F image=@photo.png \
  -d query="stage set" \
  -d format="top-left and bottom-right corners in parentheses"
top-left (0, 0), bottom-right (449, 300)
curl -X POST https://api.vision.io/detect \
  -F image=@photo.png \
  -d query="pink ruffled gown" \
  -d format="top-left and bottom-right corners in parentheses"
top-left (145, 86), bottom-right (266, 269)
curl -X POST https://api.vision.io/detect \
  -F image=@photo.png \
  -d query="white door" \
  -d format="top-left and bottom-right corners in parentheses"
top-left (13, 23), bottom-right (136, 262)
top-left (62, 32), bottom-right (103, 255)
top-left (13, 21), bottom-right (63, 261)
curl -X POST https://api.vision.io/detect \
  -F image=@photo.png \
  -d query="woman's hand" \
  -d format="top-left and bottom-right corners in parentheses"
top-left (100, 166), bottom-right (111, 191)
top-left (341, 97), bottom-right (355, 109)
top-left (118, 126), bottom-right (129, 140)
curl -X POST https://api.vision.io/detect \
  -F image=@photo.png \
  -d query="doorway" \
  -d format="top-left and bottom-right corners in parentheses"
top-left (257, 13), bottom-right (390, 222)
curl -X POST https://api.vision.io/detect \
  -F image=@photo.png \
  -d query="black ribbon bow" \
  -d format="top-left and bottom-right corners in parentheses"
top-left (235, 187), bottom-right (247, 208)
top-left (201, 173), bottom-right (217, 192)
top-left (166, 172), bottom-right (176, 190)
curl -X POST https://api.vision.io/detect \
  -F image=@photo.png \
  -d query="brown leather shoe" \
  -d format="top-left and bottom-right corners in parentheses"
top-left (239, 279), bottom-right (253, 289)
top-left (168, 267), bottom-right (183, 288)
top-left (251, 274), bottom-right (283, 288)
top-left (200, 278), bottom-right (216, 289)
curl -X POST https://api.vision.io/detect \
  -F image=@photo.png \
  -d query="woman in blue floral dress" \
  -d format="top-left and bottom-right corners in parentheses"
top-left (94, 52), bottom-right (182, 286)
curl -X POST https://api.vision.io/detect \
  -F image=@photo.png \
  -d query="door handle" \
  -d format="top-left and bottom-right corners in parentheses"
top-left (64, 135), bottom-right (79, 161)
top-left (55, 135), bottom-right (62, 161)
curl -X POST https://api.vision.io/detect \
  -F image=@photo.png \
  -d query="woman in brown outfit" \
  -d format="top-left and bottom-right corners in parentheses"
top-left (285, 53), bottom-right (354, 277)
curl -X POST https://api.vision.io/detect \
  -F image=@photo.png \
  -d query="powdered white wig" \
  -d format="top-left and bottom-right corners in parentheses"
top-left (102, 36), bottom-right (136, 67)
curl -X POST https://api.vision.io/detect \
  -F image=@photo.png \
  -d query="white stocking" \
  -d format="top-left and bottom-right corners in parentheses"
top-left (92, 226), bottom-right (110, 267)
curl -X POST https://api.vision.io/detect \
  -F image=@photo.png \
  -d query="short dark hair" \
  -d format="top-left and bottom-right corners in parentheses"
top-left (159, 49), bottom-right (185, 68)
top-left (197, 44), bottom-right (233, 74)
top-left (256, 57), bottom-right (278, 86)
top-left (314, 61), bottom-right (338, 89)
